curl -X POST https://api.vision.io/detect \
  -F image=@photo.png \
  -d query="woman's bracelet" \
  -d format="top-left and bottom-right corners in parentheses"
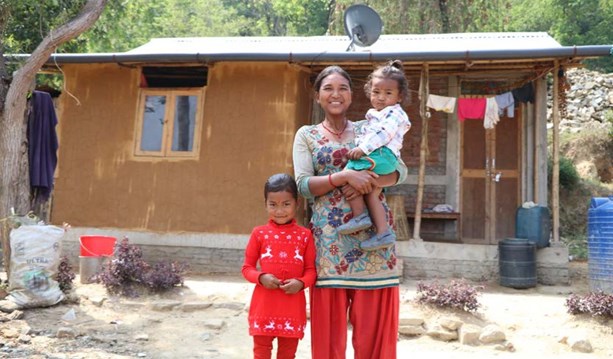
top-left (328, 173), bottom-right (337, 188)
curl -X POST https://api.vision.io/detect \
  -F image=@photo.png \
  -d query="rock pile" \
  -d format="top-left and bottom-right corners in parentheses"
top-left (399, 311), bottom-right (594, 353)
top-left (552, 68), bottom-right (613, 133)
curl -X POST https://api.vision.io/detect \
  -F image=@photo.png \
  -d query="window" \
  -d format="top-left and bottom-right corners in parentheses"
top-left (134, 66), bottom-right (207, 158)
top-left (135, 89), bottom-right (204, 157)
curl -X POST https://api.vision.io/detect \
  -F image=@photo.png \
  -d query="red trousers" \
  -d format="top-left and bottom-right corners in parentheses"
top-left (310, 286), bottom-right (399, 359)
top-left (253, 335), bottom-right (299, 359)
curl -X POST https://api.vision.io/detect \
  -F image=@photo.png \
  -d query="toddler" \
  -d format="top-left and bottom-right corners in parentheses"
top-left (336, 60), bottom-right (411, 251)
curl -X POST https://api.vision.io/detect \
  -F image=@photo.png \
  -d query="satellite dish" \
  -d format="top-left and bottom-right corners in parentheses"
top-left (343, 4), bottom-right (383, 51)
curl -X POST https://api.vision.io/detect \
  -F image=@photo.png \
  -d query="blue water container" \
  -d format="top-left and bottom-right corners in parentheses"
top-left (588, 197), bottom-right (613, 294)
top-left (515, 205), bottom-right (551, 248)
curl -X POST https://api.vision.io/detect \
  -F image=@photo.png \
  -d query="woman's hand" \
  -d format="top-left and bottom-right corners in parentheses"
top-left (279, 279), bottom-right (304, 294)
top-left (259, 273), bottom-right (282, 289)
top-left (343, 169), bottom-right (378, 194)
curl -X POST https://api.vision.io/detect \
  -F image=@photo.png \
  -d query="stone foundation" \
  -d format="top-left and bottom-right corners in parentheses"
top-left (58, 228), bottom-right (570, 286)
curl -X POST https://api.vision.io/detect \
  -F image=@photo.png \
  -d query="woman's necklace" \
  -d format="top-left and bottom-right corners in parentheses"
top-left (321, 120), bottom-right (348, 139)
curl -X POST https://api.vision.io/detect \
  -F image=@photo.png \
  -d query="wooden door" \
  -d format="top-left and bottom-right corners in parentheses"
top-left (461, 114), bottom-right (521, 244)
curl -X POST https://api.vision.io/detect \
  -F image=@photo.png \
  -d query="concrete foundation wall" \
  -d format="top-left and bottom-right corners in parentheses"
top-left (62, 228), bottom-right (569, 286)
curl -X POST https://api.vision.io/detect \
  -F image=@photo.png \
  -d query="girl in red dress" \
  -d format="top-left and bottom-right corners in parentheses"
top-left (242, 173), bottom-right (316, 359)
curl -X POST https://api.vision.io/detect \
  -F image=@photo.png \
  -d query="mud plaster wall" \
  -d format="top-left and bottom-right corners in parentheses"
top-left (51, 62), bottom-right (311, 234)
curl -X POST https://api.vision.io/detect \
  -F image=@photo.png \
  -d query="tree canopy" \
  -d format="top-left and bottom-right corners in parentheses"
top-left (2, 0), bottom-right (612, 67)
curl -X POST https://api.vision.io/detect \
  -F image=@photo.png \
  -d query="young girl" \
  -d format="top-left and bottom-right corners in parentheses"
top-left (241, 173), bottom-right (316, 359)
top-left (336, 60), bottom-right (411, 251)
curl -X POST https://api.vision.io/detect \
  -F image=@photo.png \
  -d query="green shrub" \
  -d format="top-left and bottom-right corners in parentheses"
top-left (548, 156), bottom-right (580, 190)
top-left (562, 234), bottom-right (588, 261)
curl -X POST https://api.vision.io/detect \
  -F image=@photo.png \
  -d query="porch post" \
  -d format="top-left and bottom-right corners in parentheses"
top-left (413, 63), bottom-right (429, 240)
top-left (551, 61), bottom-right (560, 243)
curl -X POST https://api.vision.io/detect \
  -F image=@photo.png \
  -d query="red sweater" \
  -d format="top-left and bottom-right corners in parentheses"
top-left (242, 219), bottom-right (316, 338)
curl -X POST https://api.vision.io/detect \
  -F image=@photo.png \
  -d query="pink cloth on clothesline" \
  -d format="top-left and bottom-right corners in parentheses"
top-left (457, 98), bottom-right (486, 121)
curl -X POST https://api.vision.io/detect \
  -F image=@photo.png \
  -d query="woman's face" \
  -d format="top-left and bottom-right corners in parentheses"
top-left (316, 73), bottom-right (352, 117)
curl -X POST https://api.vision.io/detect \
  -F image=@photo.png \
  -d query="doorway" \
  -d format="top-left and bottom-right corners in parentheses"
top-left (460, 112), bottom-right (521, 244)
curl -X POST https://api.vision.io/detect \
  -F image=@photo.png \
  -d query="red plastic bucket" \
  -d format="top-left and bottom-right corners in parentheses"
top-left (79, 235), bottom-right (116, 257)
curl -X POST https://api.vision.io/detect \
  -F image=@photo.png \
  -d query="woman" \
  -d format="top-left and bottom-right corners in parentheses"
top-left (292, 65), bottom-right (407, 359)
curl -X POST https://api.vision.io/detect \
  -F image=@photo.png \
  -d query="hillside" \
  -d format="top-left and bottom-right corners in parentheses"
top-left (548, 68), bottom-right (612, 256)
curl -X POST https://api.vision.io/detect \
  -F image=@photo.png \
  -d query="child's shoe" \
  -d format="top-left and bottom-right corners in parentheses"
top-left (360, 229), bottom-right (396, 251)
top-left (336, 212), bottom-right (373, 234)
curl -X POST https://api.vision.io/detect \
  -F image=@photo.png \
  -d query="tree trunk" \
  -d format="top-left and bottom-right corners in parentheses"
top-left (0, 0), bottom-right (108, 220)
top-left (438, 0), bottom-right (450, 33)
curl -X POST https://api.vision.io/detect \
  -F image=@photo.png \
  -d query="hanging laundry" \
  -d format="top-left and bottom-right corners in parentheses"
top-left (457, 98), bottom-right (486, 121)
top-left (512, 82), bottom-right (535, 103)
top-left (484, 97), bottom-right (500, 129)
top-left (426, 94), bottom-right (456, 113)
top-left (495, 92), bottom-right (514, 118)
top-left (27, 91), bottom-right (59, 202)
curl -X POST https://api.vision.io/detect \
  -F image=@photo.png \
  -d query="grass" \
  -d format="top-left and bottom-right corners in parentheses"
top-left (550, 124), bottom-right (612, 261)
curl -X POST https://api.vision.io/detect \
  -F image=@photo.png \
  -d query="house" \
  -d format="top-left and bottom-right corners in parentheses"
top-left (37, 33), bottom-right (611, 284)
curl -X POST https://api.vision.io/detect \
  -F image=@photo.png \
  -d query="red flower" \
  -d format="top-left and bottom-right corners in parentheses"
top-left (332, 148), bottom-right (349, 167)
top-left (335, 260), bottom-right (349, 274)
top-left (387, 256), bottom-right (397, 270)
top-left (329, 245), bottom-right (339, 256)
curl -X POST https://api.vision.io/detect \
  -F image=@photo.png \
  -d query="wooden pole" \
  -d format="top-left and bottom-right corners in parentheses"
top-left (413, 64), bottom-right (429, 240)
top-left (552, 61), bottom-right (560, 243)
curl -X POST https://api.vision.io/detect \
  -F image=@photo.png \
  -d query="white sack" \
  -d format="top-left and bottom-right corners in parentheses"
top-left (7, 225), bottom-right (65, 308)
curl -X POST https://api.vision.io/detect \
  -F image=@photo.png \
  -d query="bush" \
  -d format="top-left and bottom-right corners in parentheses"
top-left (415, 279), bottom-right (483, 312)
top-left (142, 261), bottom-right (188, 293)
top-left (566, 292), bottom-right (613, 318)
top-left (95, 237), bottom-right (188, 297)
top-left (548, 155), bottom-right (580, 190)
top-left (56, 255), bottom-right (76, 293)
top-left (562, 234), bottom-right (588, 261)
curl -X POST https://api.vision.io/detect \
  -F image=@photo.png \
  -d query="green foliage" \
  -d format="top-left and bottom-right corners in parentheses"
top-left (0, 0), bottom-right (88, 54)
top-left (331, 0), bottom-right (515, 34)
top-left (562, 234), bottom-right (588, 260)
top-left (222, 0), bottom-right (330, 36)
top-left (508, 0), bottom-right (613, 71)
top-left (548, 155), bottom-right (580, 190)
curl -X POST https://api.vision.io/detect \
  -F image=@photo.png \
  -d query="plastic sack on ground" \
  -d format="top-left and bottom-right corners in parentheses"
top-left (7, 224), bottom-right (65, 308)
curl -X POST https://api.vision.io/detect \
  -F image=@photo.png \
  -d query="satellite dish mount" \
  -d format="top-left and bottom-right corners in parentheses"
top-left (343, 4), bottom-right (383, 51)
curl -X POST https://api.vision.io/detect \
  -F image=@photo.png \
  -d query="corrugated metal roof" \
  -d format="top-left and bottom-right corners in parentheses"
top-left (9, 32), bottom-right (610, 65)
top-left (127, 32), bottom-right (562, 55)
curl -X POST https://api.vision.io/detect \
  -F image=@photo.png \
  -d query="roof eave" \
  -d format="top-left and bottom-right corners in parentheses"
top-left (6, 45), bottom-right (612, 65)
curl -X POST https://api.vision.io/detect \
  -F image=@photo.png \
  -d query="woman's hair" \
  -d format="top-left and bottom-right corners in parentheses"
top-left (264, 173), bottom-right (298, 200)
top-left (312, 65), bottom-right (353, 92)
top-left (364, 59), bottom-right (409, 103)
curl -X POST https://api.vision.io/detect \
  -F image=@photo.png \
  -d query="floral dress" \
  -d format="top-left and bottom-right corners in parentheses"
top-left (293, 121), bottom-right (405, 289)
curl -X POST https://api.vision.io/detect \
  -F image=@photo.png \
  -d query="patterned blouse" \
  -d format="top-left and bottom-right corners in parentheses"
top-left (292, 121), bottom-right (407, 289)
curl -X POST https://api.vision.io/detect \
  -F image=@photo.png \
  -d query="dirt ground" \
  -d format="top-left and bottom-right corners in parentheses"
top-left (1, 261), bottom-right (612, 359)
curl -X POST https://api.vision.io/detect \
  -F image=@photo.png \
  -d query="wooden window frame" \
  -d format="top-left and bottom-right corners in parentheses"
top-left (134, 87), bottom-right (205, 159)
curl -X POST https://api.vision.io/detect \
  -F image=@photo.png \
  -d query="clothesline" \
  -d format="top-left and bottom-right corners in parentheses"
top-left (423, 80), bottom-right (537, 129)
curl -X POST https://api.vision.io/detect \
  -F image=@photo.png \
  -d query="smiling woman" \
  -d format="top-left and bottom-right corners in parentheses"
top-left (292, 65), bottom-right (408, 358)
